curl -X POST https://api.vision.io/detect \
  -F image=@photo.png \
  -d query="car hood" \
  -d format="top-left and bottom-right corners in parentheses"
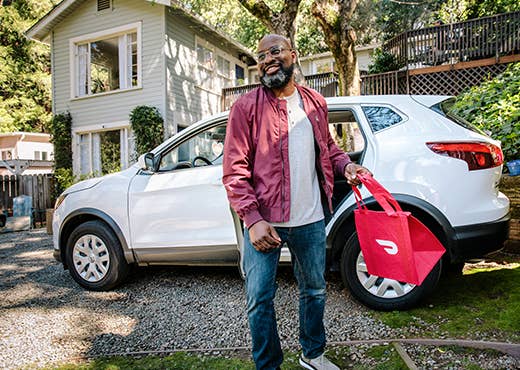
top-left (64, 177), bottom-right (103, 194)
top-left (63, 166), bottom-right (139, 195)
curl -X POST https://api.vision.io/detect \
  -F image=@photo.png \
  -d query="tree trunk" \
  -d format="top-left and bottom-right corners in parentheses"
top-left (237, 0), bottom-right (306, 84)
top-left (311, 0), bottom-right (360, 96)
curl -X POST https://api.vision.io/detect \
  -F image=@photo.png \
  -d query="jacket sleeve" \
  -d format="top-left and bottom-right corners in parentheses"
top-left (222, 101), bottom-right (264, 228)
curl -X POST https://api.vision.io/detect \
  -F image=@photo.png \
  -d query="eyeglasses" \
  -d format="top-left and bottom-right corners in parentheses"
top-left (256, 45), bottom-right (291, 62)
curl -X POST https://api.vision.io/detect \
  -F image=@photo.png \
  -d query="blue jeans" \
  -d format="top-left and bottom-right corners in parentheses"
top-left (243, 219), bottom-right (327, 370)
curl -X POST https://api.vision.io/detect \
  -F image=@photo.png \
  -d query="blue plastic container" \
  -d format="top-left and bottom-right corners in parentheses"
top-left (506, 159), bottom-right (520, 176)
top-left (13, 195), bottom-right (32, 217)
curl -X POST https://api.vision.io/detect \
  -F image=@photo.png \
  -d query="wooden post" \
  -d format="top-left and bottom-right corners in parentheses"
top-left (46, 209), bottom-right (53, 234)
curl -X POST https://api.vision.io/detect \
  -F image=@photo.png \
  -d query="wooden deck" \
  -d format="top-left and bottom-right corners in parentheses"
top-left (384, 11), bottom-right (520, 69)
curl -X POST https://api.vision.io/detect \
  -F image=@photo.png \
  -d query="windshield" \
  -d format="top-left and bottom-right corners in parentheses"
top-left (430, 98), bottom-right (487, 136)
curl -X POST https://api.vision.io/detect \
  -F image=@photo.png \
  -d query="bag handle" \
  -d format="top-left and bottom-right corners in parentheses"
top-left (352, 185), bottom-right (367, 210)
top-left (352, 173), bottom-right (403, 216)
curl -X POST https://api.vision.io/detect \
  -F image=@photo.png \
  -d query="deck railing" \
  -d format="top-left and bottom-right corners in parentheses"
top-left (384, 11), bottom-right (520, 69)
top-left (221, 72), bottom-right (338, 111)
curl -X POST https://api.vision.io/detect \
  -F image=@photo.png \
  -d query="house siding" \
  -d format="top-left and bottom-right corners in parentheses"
top-left (52, 0), bottom-right (166, 132)
top-left (164, 9), bottom-right (248, 136)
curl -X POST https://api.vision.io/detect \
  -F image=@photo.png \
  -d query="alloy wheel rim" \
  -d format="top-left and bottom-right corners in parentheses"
top-left (356, 252), bottom-right (415, 298)
top-left (72, 234), bottom-right (110, 282)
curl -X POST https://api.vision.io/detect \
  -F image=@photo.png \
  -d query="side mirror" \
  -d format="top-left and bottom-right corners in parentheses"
top-left (138, 152), bottom-right (157, 172)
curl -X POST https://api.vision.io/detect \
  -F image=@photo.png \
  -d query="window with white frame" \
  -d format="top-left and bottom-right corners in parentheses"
top-left (197, 44), bottom-right (214, 69)
top-left (196, 42), bottom-right (214, 91)
top-left (76, 127), bottom-right (133, 175)
top-left (73, 24), bottom-right (139, 97)
top-left (217, 55), bottom-right (232, 88)
top-left (217, 55), bottom-right (231, 78)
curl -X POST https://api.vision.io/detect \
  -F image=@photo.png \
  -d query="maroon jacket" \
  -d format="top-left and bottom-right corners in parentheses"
top-left (222, 84), bottom-right (351, 228)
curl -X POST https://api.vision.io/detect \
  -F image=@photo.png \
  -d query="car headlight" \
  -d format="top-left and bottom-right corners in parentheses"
top-left (54, 193), bottom-right (68, 210)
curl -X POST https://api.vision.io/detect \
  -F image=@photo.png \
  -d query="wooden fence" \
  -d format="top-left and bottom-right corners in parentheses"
top-left (384, 11), bottom-right (520, 69)
top-left (360, 55), bottom-right (517, 95)
top-left (0, 174), bottom-right (55, 227)
top-left (221, 72), bottom-right (338, 111)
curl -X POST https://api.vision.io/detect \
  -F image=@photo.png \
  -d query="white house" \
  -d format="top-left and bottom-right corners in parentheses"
top-left (27, 0), bottom-right (256, 176)
top-left (0, 132), bottom-right (54, 175)
top-left (299, 45), bottom-right (378, 75)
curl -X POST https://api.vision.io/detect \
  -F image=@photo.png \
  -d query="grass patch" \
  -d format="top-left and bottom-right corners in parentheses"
top-left (48, 349), bottom-right (348, 370)
top-left (372, 263), bottom-right (520, 340)
top-left (363, 345), bottom-right (408, 370)
top-left (50, 352), bottom-right (255, 370)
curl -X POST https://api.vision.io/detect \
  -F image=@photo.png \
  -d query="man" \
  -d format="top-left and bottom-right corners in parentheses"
top-left (222, 34), bottom-right (370, 370)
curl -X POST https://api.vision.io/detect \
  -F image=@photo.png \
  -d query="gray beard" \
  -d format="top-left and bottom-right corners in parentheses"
top-left (260, 63), bottom-right (294, 89)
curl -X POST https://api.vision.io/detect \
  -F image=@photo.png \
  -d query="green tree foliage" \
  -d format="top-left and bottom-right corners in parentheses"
top-left (429, 0), bottom-right (520, 25)
top-left (177, 0), bottom-right (267, 51)
top-left (375, 0), bottom-right (445, 41)
top-left (450, 63), bottom-right (520, 162)
top-left (0, 1), bottom-right (57, 133)
top-left (177, 0), bottom-right (377, 56)
top-left (465, 0), bottom-right (520, 19)
top-left (130, 106), bottom-right (165, 156)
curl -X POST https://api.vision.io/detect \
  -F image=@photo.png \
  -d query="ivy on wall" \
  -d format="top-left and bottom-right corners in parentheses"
top-left (48, 112), bottom-right (73, 194)
top-left (130, 106), bottom-right (164, 157)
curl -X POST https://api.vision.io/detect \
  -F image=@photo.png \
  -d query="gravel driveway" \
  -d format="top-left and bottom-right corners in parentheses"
top-left (0, 229), bottom-right (517, 369)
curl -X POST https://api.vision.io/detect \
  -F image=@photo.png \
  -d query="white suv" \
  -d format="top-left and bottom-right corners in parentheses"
top-left (52, 95), bottom-right (510, 310)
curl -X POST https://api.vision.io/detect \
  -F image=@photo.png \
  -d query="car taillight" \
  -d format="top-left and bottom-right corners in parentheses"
top-left (426, 142), bottom-right (504, 171)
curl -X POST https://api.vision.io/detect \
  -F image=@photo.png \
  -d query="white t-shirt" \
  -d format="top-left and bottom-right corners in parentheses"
top-left (271, 90), bottom-right (324, 227)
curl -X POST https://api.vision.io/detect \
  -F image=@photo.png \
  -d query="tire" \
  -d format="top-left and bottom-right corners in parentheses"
top-left (340, 232), bottom-right (441, 311)
top-left (65, 220), bottom-right (129, 291)
top-left (441, 261), bottom-right (465, 278)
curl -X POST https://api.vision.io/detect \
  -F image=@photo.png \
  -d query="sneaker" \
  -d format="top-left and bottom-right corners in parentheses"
top-left (299, 353), bottom-right (340, 370)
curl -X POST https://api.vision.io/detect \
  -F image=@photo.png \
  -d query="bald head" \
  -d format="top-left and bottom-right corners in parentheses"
top-left (257, 34), bottom-right (292, 52)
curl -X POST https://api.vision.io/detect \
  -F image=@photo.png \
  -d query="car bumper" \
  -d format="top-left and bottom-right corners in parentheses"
top-left (451, 213), bottom-right (510, 262)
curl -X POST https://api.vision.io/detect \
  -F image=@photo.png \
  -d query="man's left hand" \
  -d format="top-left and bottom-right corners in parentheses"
top-left (344, 163), bottom-right (372, 186)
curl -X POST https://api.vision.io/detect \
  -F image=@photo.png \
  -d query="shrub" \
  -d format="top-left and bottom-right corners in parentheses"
top-left (450, 63), bottom-right (519, 162)
top-left (48, 112), bottom-right (72, 170)
top-left (129, 106), bottom-right (164, 158)
top-left (53, 167), bottom-right (75, 194)
top-left (368, 48), bottom-right (404, 74)
top-left (48, 112), bottom-right (72, 195)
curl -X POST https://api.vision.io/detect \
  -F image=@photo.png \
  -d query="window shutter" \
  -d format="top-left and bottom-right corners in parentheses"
top-left (97, 0), bottom-right (111, 11)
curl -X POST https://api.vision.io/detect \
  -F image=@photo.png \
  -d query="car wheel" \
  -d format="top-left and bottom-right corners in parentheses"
top-left (441, 261), bottom-right (465, 277)
top-left (65, 220), bottom-right (129, 291)
top-left (340, 232), bottom-right (441, 311)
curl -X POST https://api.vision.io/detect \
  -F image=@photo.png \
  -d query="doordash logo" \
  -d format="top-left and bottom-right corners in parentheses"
top-left (376, 239), bottom-right (398, 255)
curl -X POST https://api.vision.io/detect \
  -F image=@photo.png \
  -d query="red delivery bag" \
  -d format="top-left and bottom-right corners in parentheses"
top-left (353, 173), bottom-right (445, 285)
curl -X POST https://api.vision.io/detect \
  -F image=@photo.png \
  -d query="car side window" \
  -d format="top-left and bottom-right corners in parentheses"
top-left (328, 110), bottom-right (365, 154)
top-left (159, 123), bottom-right (226, 171)
top-left (362, 106), bottom-right (403, 132)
